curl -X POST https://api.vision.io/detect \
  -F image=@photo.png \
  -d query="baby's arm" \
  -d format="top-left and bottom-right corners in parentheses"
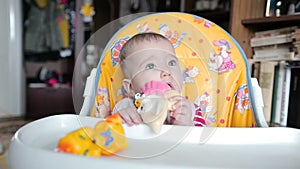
top-left (112, 98), bottom-right (142, 126)
top-left (169, 96), bottom-right (206, 126)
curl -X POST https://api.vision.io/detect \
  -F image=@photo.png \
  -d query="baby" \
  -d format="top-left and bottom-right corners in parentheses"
top-left (112, 32), bottom-right (206, 127)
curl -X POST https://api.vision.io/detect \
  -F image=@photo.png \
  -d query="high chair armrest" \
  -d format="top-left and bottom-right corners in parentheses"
top-left (251, 78), bottom-right (268, 127)
top-left (83, 68), bottom-right (97, 98)
top-left (79, 68), bottom-right (97, 116)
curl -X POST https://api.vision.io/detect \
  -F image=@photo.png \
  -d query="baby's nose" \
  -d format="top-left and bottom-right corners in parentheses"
top-left (160, 71), bottom-right (171, 78)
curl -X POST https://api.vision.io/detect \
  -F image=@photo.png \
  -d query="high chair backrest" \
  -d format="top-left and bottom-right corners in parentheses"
top-left (87, 12), bottom-right (259, 127)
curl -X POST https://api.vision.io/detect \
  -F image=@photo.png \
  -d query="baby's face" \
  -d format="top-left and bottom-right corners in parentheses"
top-left (122, 40), bottom-right (183, 94)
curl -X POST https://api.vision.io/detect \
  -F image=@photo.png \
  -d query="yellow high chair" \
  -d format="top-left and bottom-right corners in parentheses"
top-left (79, 12), bottom-right (267, 127)
top-left (13, 13), bottom-right (300, 169)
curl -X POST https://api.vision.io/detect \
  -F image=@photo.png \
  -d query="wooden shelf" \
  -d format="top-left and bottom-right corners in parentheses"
top-left (242, 15), bottom-right (300, 30)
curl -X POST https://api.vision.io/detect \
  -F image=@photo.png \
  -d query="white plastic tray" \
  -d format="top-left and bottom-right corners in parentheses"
top-left (8, 114), bottom-right (300, 169)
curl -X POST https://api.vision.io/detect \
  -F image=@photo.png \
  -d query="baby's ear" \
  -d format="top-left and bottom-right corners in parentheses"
top-left (122, 79), bottom-right (135, 97)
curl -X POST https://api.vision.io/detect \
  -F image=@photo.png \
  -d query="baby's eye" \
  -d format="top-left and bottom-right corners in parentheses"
top-left (168, 60), bottom-right (177, 66)
top-left (145, 63), bottom-right (156, 69)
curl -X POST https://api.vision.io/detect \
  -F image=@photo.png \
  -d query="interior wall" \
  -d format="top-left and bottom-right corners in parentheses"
top-left (0, 0), bottom-right (25, 117)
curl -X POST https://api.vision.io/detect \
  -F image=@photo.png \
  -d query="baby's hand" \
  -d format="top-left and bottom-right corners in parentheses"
top-left (116, 105), bottom-right (142, 126)
top-left (169, 96), bottom-right (194, 126)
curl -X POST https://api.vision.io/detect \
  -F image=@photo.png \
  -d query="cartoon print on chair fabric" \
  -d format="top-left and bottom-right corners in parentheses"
top-left (194, 92), bottom-right (214, 114)
top-left (92, 12), bottom-right (257, 127)
top-left (208, 39), bottom-right (236, 73)
top-left (194, 92), bottom-right (214, 126)
top-left (193, 16), bottom-right (214, 28)
top-left (95, 87), bottom-right (110, 118)
top-left (110, 36), bottom-right (130, 66)
top-left (183, 66), bottom-right (200, 83)
top-left (158, 23), bottom-right (187, 48)
top-left (234, 84), bottom-right (250, 115)
top-left (136, 22), bottom-right (152, 33)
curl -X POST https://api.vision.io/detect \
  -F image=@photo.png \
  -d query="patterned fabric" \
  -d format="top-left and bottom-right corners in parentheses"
top-left (91, 13), bottom-right (256, 127)
top-left (194, 104), bottom-right (206, 127)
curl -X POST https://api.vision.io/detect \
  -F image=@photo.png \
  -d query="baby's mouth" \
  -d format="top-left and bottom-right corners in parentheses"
top-left (167, 82), bottom-right (174, 89)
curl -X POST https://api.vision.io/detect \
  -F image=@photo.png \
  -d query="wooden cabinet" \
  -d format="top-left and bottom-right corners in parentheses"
top-left (229, 0), bottom-right (266, 58)
top-left (229, 0), bottom-right (300, 59)
top-left (26, 87), bottom-right (74, 119)
top-left (25, 59), bottom-right (75, 119)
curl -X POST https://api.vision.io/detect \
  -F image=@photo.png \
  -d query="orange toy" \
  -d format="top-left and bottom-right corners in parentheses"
top-left (94, 114), bottom-right (128, 156)
top-left (57, 114), bottom-right (128, 157)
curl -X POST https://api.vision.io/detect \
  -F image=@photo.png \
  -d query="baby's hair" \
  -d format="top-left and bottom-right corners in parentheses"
top-left (119, 32), bottom-right (171, 64)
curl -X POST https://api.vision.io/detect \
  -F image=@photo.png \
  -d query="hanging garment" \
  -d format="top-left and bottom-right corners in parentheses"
top-left (24, 0), bottom-right (65, 53)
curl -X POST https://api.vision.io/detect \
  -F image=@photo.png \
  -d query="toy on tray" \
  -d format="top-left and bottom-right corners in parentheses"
top-left (56, 114), bottom-right (128, 157)
top-left (134, 81), bottom-right (180, 134)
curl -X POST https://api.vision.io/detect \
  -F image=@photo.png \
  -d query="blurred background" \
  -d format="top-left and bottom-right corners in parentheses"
top-left (0, 0), bottom-right (231, 120)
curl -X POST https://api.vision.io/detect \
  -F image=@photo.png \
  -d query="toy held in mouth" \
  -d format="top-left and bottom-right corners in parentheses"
top-left (134, 81), bottom-right (181, 134)
top-left (56, 114), bottom-right (128, 157)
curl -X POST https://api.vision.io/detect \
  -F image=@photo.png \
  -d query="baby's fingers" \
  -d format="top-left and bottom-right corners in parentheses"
top-left (129, 111), bottom-right (143, 124)
top-left (173, 99), bottom-right (190, 110)
top-left (171, 113), bottom-right (192, 125)
top-left (168, 95), bottom-right (184, 102)
top-left (174, 116), bottom-right (186, 125)
top-left (119, 112), bottom-right (135, 126)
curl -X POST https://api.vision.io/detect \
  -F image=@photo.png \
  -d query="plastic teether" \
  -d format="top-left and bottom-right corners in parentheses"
top-left (135, 81), bottom-right (181, 134)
